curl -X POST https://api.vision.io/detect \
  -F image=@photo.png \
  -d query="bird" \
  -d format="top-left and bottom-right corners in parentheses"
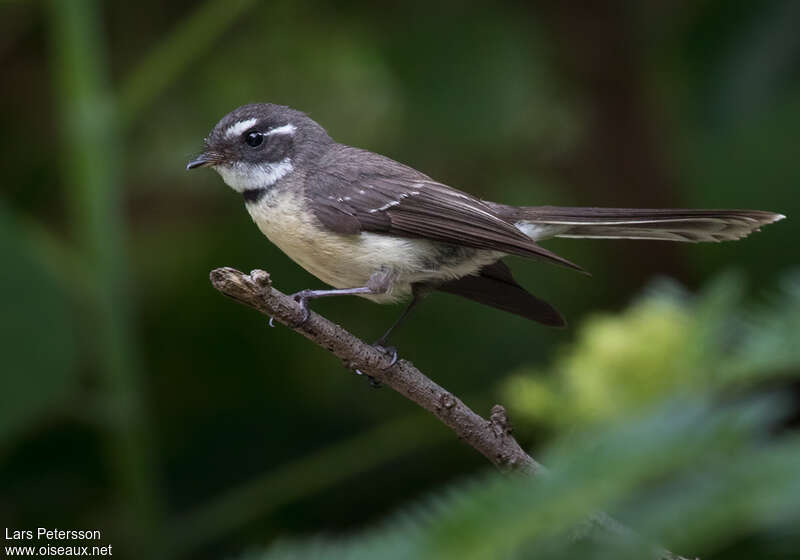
top-left (187, 103), bottom-right (784, 350)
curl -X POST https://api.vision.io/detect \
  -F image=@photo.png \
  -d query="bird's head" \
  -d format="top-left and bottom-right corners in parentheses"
top-left (187, 103), bottom-right (331, 192)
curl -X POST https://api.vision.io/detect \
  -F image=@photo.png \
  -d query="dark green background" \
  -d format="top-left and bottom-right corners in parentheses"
top-left (1, 1), bottom-right (797, 558)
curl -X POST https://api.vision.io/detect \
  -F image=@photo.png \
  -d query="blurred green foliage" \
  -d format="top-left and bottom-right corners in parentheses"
top-left (505, 294), bottom-right (695, 425)
top-left (503, 272), bottom-right (800, 428)
top-left (0, 207), bottom-right (77, 446)
top-left (0, 1), bottom-right (798, 559)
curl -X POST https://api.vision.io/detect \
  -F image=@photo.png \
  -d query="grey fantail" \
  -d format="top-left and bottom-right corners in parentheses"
top-left (188, 103), bottom-right (784, 345)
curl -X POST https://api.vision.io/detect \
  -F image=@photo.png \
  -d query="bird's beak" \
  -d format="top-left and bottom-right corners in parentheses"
top-left (186, 152), bottom-right (220, 170)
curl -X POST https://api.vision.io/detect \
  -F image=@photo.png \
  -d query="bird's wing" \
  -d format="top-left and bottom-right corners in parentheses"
top-left (307, 145), bottom-right (582, 271)
top-left (437, 260), bottom-right (566, 327)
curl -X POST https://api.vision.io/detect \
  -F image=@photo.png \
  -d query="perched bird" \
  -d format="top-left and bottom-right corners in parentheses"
top-left (188, 103), bottom-right (784, 347)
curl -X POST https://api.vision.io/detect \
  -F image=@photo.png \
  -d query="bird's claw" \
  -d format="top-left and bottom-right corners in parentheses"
top-left (268, 316), bottom-right (275, 328)
top-left (372, 345), bottom-right (398, 368)
top-left (289, 291), bottom-right (311, 326)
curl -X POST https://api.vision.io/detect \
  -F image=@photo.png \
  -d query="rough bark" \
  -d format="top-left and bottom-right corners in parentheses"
top-left (210, 267), bottom-right (543, 474)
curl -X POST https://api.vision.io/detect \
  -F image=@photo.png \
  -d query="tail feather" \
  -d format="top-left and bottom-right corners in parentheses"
top-left (510, 207), bottom-right (785, 243)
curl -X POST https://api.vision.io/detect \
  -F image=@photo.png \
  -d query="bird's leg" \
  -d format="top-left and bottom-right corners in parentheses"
top-left (372, 294), bottom-right (422, 367)
top-left (290, 286), bottom-right (373, 324)
top-left (374, 283), bottom-right (430, 347)
top-left (290, 269), bottom-right (401, 383)
top-left (289, 268), bottom-right (395, 325)
top-left (370, 283), bottom-right (432, 371)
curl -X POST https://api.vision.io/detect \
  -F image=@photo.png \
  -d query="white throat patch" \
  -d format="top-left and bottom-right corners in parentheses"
top-left (214, 158), bottom-right (294, 192)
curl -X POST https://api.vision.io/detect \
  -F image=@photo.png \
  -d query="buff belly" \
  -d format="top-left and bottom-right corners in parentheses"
top-left (244, 191), bottom-right (501, 303)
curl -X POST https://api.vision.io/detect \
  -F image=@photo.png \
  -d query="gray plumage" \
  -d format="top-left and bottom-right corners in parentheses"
top-left (309, 144), bottom-right (582, 271)
top-left (188, 103), bottom-right (785, 329)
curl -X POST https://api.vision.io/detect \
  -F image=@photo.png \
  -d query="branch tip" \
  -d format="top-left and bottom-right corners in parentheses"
top-left (209, 266), bottom-right (242, 288)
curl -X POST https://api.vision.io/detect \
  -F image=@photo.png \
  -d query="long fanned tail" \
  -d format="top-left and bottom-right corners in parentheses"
top-left (509, 207), bottom-right (785, 243)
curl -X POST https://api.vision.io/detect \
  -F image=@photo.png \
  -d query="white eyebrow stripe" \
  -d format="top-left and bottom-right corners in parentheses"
top-left (224, 118), bottom-right (258, 139)
top-left (265, 124), bottom-right (297, 136)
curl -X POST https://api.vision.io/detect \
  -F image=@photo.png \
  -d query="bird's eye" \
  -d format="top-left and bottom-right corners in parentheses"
top-left (245, 131), bottom-right (263, 147)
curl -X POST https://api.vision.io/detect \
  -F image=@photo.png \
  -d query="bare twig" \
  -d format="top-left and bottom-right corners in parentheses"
top-left (209, 267), bottom-right (543, 474)
top-left (209, 267), bottom-right (690, 560)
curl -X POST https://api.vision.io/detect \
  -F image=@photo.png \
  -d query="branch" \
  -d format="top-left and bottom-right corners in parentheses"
top-left (209, 267), bottom-right (690, 560)
top-left (210, 267), bottom-right (542, 474)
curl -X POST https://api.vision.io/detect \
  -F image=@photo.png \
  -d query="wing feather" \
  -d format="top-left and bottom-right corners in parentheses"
top-left (307, 145), bottom-right (583, 271)
top-left (437, 261), bottom-right (566, 327)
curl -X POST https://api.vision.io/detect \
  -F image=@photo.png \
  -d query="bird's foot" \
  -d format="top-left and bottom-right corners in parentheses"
top-left (372, 344), bottom-right (398, 368)
top-left (288, 290), bottom-right (312, 326)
